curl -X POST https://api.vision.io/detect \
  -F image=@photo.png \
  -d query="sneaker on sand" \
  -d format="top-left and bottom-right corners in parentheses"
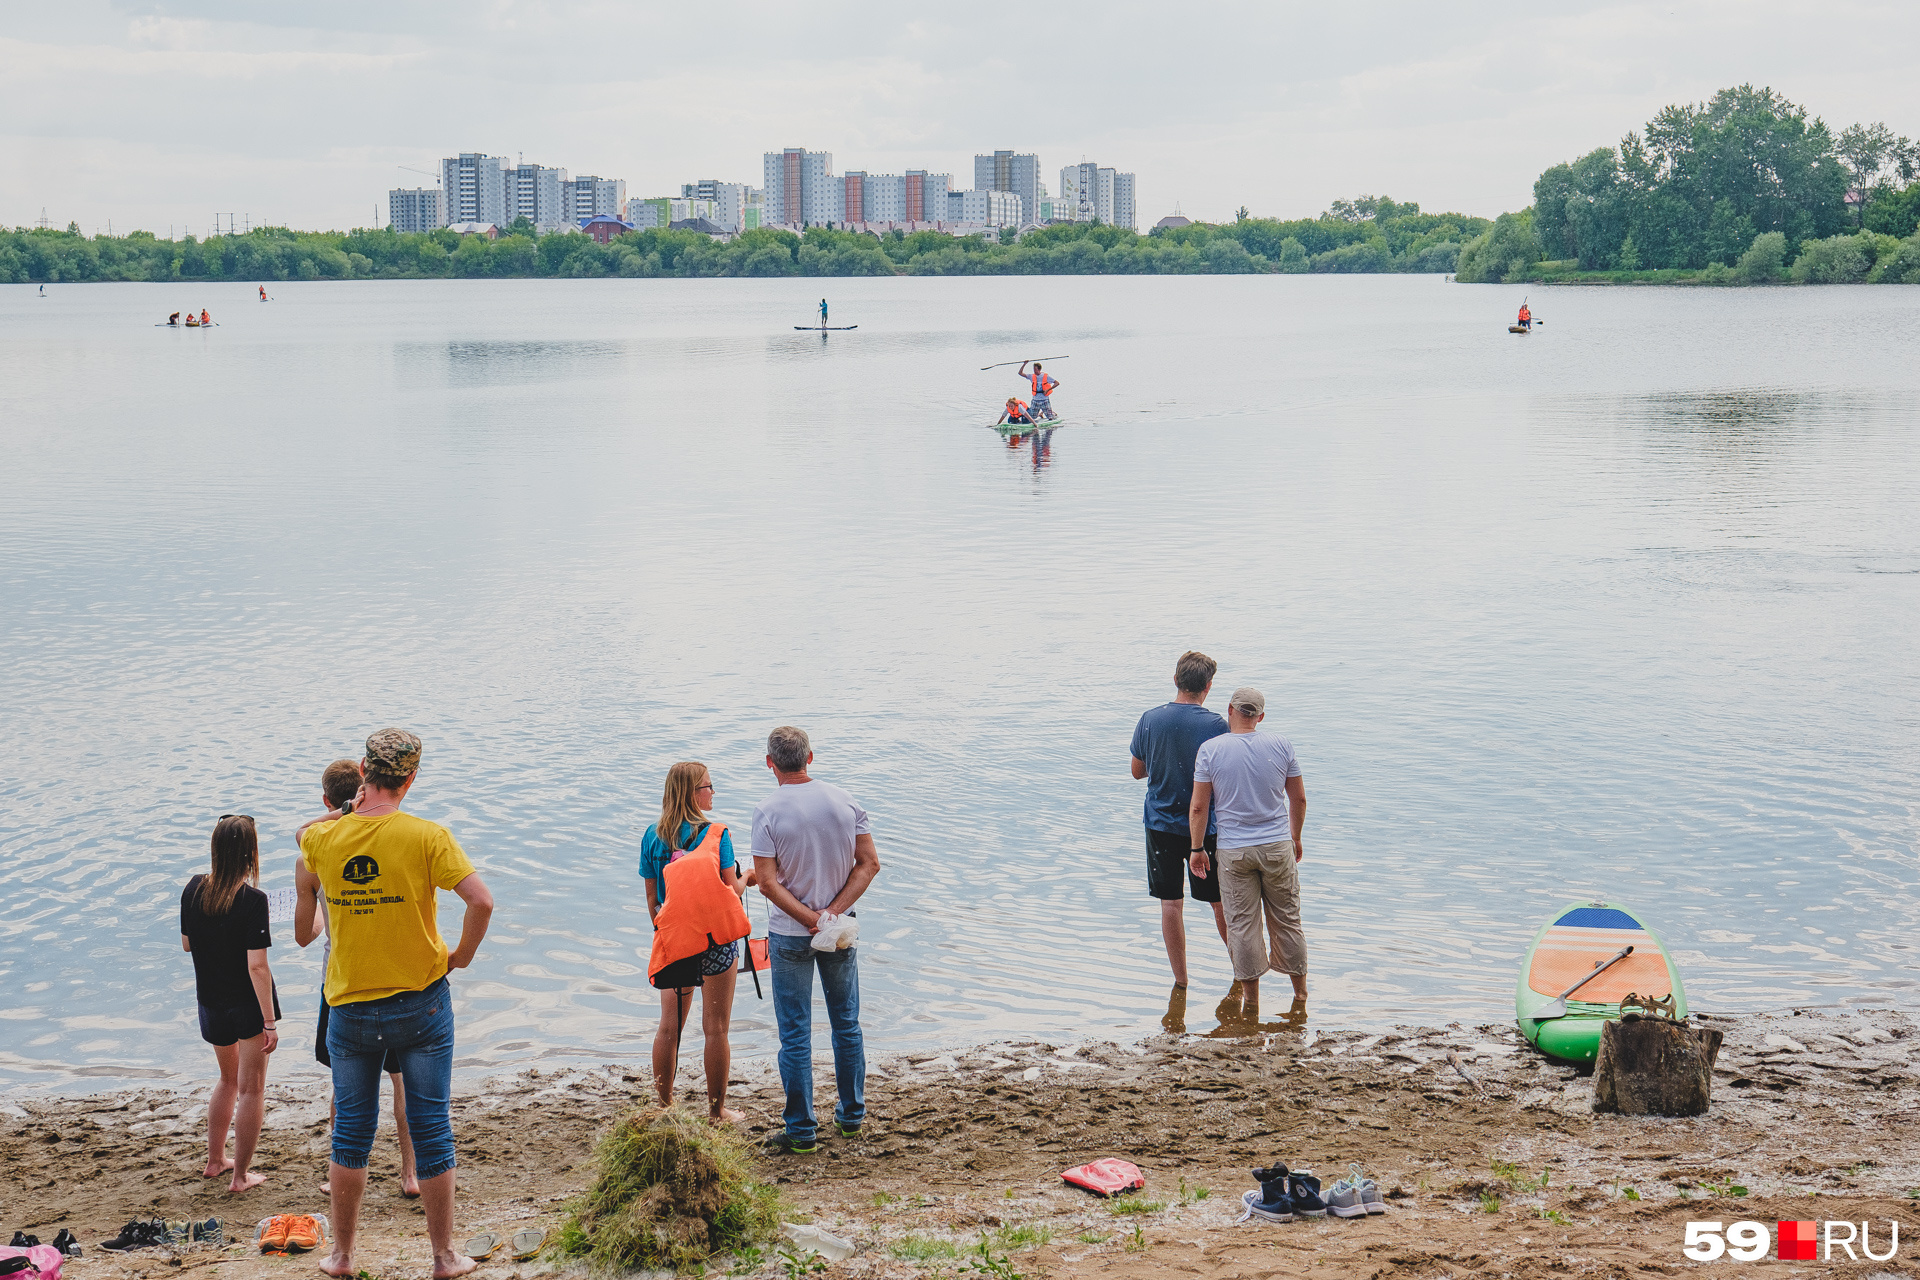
top-left (102, 1220), bottom-right (166, 1252)
top-left (192, 1219), bottom-right (223, 1245)
top-left (1287, 1171), bottom-right (1329, 1217)
top-left (1348, 1163), bottom-right (1389, 1214)
top-left (761, 1133), bottom-right (818, 1156)
top-left (282, 1216), bottom-right (323, 1253)
top-left (52, 1229), bottom-right (83, 1257)
top-left (1237, 1187), bottom-right (1295, 1224)
top-left (1323, 1177), bottom-right (1367, 1219)
top-left (8, 1234), bottom-right (37, 1249)
top-left (257, 1216), bottom-right (293, 1253)
top-left (836, 1122), bottom-right (862, 1138)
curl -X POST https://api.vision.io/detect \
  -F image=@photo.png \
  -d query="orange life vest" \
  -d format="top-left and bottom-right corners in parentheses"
top-left (1518, 306), bottom-right (1530, 321)
top-left (1007, 399), bottom-right (1031, 420)
top-left (1029, 369), bottom-right (1058, 396)
top-left (646, 823), bottom-right (750, 985)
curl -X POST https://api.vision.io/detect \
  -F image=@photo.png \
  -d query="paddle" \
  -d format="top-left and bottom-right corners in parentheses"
top-left (1530, 945), bottom-right (1633, 1021)
top-left (980, 354), bottom-right (1069, 371)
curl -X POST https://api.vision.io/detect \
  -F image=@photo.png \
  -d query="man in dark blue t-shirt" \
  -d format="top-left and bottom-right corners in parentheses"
top-left (1129, 650), bottom-right (1230, 987)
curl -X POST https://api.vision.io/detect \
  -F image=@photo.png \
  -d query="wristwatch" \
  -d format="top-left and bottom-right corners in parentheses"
top-left (1190, 847), bottom-right (1206, 853)
top-left (340, 800), bottom-right (354, 815)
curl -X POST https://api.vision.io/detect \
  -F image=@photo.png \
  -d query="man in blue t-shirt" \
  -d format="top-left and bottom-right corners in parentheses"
top-left (1129, 650), bottom-right (1230, 987)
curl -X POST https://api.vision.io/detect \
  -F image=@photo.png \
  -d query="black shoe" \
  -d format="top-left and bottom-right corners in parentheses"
top-left (51, 1230), bottom-right (82, 1257)
top-left (101, 1220), bottom-right (163, 1252)
top-left (837, 1121), bottom-right (862, 1138)
top-left (1288, 1171), bottom-right (1329, 1217)
top-left (7, 1235), bottom-right (36, 1250)
top-left (762, 1132), bottom-right (818, 1156)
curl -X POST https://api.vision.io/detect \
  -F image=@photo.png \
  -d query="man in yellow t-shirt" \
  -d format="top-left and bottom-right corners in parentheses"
top-left (294, 728), bottom-right (492, 1280)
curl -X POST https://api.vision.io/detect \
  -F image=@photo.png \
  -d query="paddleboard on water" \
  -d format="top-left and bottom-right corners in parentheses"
top-left (993, 418), bottom-right (1067, 434)
top-left (1509, 325), bottom-right (1531, 333)
top-left (1515, 900), bottom-right (1685, 1064)
top-left (795, 324), bottom-right (858, 330)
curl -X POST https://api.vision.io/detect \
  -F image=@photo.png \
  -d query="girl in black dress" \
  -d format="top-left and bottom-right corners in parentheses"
top-left (180, 815), bottom-right (279, 1193)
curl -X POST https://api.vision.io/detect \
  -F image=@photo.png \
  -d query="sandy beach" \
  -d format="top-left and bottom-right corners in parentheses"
top-left (6, 1007), bottom-right (1918, 1277)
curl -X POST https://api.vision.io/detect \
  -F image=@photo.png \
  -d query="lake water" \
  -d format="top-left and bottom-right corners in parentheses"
top-left (3, 275), bottom-right (1917, 1095)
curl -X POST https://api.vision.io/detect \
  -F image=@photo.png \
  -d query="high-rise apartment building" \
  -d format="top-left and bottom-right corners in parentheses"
top-left (625, 197), bottom-right (670, 229)
top-left (681, 180), bottom-right (754, 232)
top-left (441, 153), bottom-right (508, 228)
top-left (973, 151), bottom-right (1039, 226)
top-left (840, 171), bottom-right (951, 224)
top-left (389, 187), bottom-right (441, 234)
top-left (505, 162), bottom-right (567, 233)
top-left (945, 189), bottom-right (1022, 226)
top-left (565, 175), bottom-right (627, 226)
top-left (762, 149), bottom-right (841, 227)
top-left (1057, 162), bottom-right (1138, 229)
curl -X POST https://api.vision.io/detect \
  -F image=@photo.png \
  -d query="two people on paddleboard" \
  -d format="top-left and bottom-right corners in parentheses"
top-left (1516, 301), bottom-right (1532, 330)
top-left (994, 360), bottom-right (1060, 426)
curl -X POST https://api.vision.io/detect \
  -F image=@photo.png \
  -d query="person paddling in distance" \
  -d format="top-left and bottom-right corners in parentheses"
top-left (640, 761), bottom-right (749, 1125)
top-left (180, 815), bottom-right (279, 1193)
top-left (819, 298), bottom-right (829, 327)
top-left (1017, 360), bottom-right (1059, 420)
top-left (1517, 301), bottom-right (1532, 330)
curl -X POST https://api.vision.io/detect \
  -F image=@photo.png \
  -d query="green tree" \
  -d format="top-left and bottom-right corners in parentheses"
top-left (1456, 210), bottom-right (1543, 282)
top-left (1789, 233), bottom-right (1874, 283)
top-left (1734, 231), bottom-right (1786, 282)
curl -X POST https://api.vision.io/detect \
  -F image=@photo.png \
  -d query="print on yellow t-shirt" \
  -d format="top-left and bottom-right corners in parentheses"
top-left (300, 810), bottom-right (477, 1005)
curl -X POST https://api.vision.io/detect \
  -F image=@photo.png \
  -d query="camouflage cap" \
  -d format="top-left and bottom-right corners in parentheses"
top-left (364, 727), bottom-right (422, 778)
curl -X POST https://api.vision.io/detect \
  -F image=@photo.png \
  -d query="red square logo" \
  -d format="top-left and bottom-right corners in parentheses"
top-left (1778, 1221), bottom-right (1817, 1261)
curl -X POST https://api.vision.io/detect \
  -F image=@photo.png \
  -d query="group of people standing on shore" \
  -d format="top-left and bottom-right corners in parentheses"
top-left (1130, 651), bottom-right (1309, 1019)
top-left (175, 660), bottom-right (1303, 1269)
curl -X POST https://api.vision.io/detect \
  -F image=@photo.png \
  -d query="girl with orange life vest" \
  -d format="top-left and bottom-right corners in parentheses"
top-left (1517, 302), bottom-right (1531, 330)
top-left (641, 761), bottom-right (751, 1123)
top-left (1018, 360), bottom-right (1059, 420)
top-left (996, 397), bottom-right (1034, 426)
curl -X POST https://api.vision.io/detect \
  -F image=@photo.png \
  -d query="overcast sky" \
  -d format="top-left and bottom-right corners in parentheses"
top-left (4, 1), bottom-right (1918, 237)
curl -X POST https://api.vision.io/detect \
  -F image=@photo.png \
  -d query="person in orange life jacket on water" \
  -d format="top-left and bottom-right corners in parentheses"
top-left (1517, 302), bottom-right (1531, 330)
top-left (996, 397), bottom-right (1034, 426)
top-left (641, 761), bottom-right (751, 1124)
top-left (200, 308), bottom-right (211, 326)
top-left (1018, 360), bottom-right (1059, 420)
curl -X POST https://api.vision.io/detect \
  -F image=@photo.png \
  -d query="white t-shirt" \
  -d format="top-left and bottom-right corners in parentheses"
top-left (1193, 731), bottom-right (1302, 849)
top-left (750, 779), bottom-right (871, 936)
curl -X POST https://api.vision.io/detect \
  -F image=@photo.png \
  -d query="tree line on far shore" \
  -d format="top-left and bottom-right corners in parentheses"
top-left (0, 200), bottom-right (1490, 283)
top-left (1456, 84), bottom-right (1920, 285)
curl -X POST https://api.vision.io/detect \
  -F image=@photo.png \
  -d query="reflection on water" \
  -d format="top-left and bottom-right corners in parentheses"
top-left (2, 276), bottom-right (1917, 1094)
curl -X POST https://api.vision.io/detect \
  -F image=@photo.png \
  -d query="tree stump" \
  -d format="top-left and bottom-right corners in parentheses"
top-left (1591, 1016), bottom-right (1725, 1116)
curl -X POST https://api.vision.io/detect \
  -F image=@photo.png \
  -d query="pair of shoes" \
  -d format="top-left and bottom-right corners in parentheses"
top-left (463, 1228), bottom-right (546, 1263)
top-left (7, 1234), bottom-right (38, 1249)
top-left (1326, 1164), bottom-right (1388, 1218)
top-left (257, 1215), bottom-right (324, 1254)
top-left (52, 1229), bottom-right (83, 1257)
top-left (761, 1132), bottom-right (818, 1156)
top-left (101, 1219), bottom-right (168, 1252)
top-left (189, 1219), bottom-right (222, 1246)
top-left (1238, 1163), bottom-right (1330, 1224)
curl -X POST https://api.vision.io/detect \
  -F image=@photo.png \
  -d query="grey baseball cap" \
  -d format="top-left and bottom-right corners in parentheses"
top-left (1229, 687), bottom-right (1266, 716)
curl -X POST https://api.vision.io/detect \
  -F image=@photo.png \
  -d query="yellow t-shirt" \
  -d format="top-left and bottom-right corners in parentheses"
top-left (300, 810), bottom-right (477, 1005)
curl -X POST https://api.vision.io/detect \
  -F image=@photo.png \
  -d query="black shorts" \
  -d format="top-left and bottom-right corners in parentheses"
top-left (197, 986), bottom-right (282, 1048)
top-left (315, 996), bottom-right (402, 1073)
top-left (1146, 827), bottom-right (1220, 903)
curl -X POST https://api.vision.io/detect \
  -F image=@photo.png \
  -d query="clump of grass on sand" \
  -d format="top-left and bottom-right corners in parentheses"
top-left (559, 1107), bottom-right (780, 1273)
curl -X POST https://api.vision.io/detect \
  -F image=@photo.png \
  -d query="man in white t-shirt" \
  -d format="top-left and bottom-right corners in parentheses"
top-left (751, 725), bottom-right (881, 1155)
top-left (1188, 687), bottom-right (1307, 1009)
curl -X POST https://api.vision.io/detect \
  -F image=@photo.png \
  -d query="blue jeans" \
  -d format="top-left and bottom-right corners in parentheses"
top-left (326, 977), bottom-right (456, 1178)
top-left (770, 935), bottom-right (864, 1142)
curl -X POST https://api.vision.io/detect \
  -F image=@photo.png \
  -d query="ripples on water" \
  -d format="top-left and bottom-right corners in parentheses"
top-left (2, 276), bottom-right (1916, 1093)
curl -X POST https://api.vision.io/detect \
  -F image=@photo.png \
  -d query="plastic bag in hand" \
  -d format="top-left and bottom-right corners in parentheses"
top-left (811, 912), bottom-right (859, 951)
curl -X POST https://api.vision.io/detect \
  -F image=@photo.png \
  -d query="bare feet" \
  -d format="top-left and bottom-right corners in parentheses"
top-left (229, 1169), bottom-right (266, 1194)
top-left (203, 1157), bottom-right (235, 1178)
top-left (709, 1107), bottom-right (746, 1125)
top-left (319, 1249), bottom-right (355, 1278)
top-left (432, 1249), bottom-right (479, 1279)
top-left (319, 1181), bottom-right (331, 1196)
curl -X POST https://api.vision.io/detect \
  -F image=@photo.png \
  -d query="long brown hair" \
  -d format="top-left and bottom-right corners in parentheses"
top-left (198, 815), bottom-right (260, 916)
top-left (657, 761), bottom-right (712, 853)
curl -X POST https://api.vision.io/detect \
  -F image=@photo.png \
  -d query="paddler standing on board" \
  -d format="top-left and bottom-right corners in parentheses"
top-left (818, 298), bottom-right (829, 328)
top-left (1018, 361), bottom-right (1059, 421)
top-left (1516, 301), bottom-right (1532, 331)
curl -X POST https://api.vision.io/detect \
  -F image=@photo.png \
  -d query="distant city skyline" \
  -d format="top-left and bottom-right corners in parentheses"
top-left (5, 2), bottom-right (1919, 237)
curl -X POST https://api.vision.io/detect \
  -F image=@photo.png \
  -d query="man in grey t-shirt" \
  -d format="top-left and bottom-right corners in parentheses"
top-left (751, 725), bottom-right (881, 1155)
top-left (1189, 687), bottom-right (1308, 1013)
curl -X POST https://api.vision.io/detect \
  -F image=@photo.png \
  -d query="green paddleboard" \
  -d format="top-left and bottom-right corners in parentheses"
top-left (1515, 900), bottom-right (1686, 1064)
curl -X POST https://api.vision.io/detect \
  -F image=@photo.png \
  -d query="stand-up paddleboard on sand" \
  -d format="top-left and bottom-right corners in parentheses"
top-left (1515, 900), bottom-right (1685, 1064)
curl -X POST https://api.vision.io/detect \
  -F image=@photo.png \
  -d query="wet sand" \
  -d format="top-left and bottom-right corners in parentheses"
top-left (5, 1008), bottom-right (1917, 1278)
